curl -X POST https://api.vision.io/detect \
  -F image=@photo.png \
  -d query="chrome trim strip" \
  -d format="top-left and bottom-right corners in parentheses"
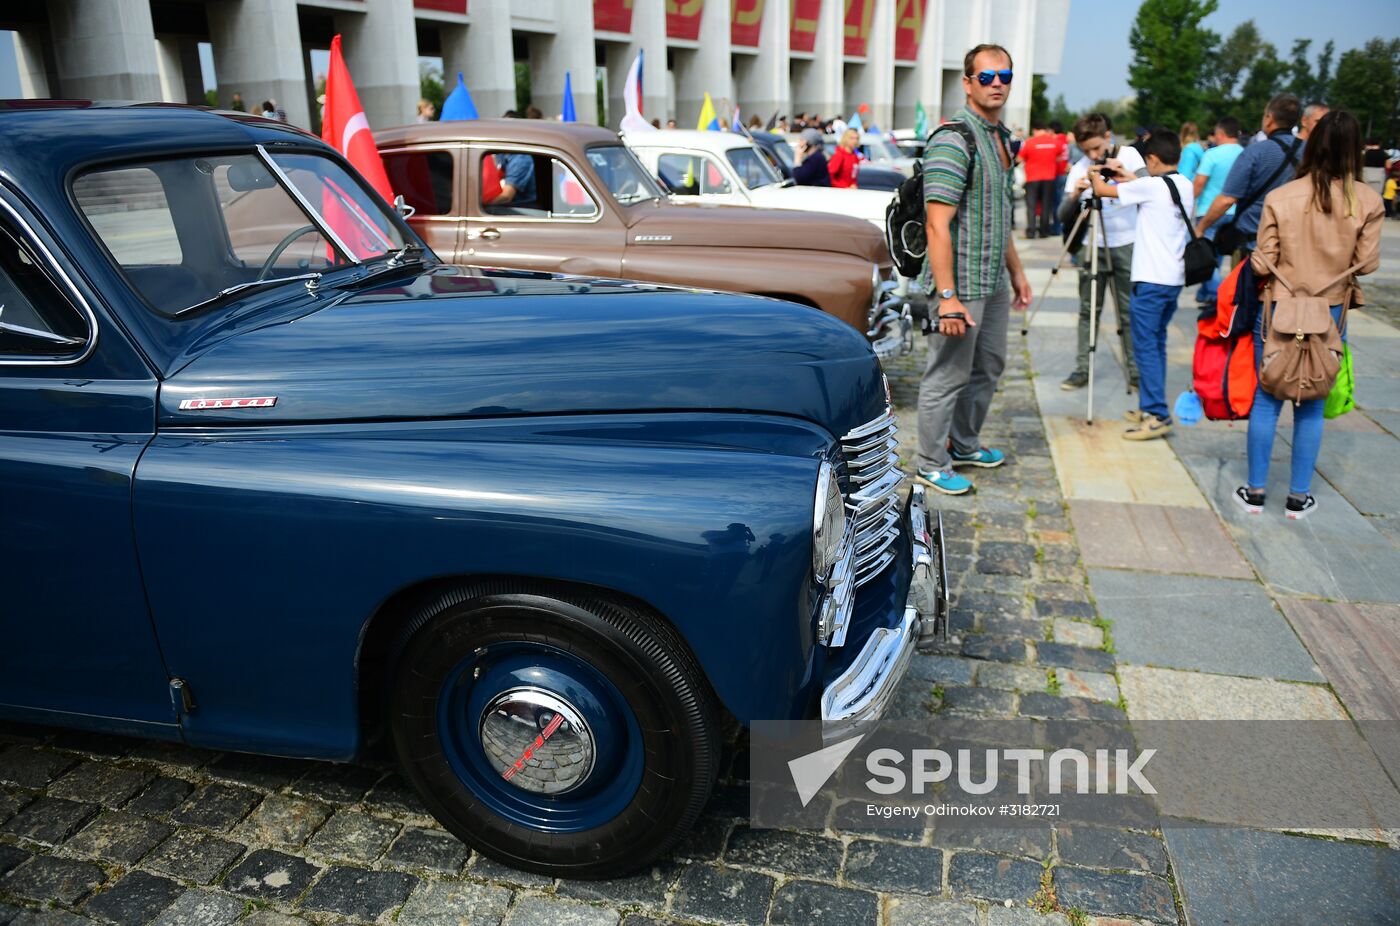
top-left (0, 195), bottom-right (99, 367)
top-left (842, 410), bottom-right (897, 442)
top-left (255, 144), bottom-right (362, 266)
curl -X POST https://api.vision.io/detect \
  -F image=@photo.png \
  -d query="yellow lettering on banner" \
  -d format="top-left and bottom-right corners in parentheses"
top-left (667, 0), bottom-right (704, 16)
top-left (732, 0), bottom-right (765, 27)
top-left (790, 0), bottom-right (817, 34)
top-left (896, 0), bottom-right (922, 32)
top-left (843, 0), bottom-right (872, 40)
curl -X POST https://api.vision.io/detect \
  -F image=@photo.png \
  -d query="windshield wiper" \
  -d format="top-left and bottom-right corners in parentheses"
top-left (171, 272), bottom-right (322, 318)
top-left (384, 242), bottom-right (426, 267)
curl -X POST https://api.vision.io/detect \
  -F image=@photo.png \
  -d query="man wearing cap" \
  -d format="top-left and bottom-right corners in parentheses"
top-left (792, 128), bottom-right (832, 186)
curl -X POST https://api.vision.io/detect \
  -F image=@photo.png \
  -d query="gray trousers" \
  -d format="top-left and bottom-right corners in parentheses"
top-left (1075, 243), bottom-right (1136, 375)
top-left (916, 287), bottom-right (1011, 473)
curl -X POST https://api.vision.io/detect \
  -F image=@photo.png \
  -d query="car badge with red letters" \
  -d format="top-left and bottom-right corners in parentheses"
top-left (178, 396), bottom-right (278, 410)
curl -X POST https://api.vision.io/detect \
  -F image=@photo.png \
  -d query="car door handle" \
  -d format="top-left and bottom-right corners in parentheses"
top-left (479, 228), bottom-right (501, 240)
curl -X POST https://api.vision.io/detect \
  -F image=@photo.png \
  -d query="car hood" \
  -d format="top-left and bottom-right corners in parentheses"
top-left (159, 265), bottom-right (885, 433)
top-left (745, 185), bottom-right (894, 227)
top-left (628, 202), bottom-right (885, 263)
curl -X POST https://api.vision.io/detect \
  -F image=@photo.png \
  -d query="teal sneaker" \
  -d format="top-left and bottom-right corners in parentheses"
top-left (917, 468), bottom-right (973, 495)
top-left (950, 446), bottom-right (1006, 469)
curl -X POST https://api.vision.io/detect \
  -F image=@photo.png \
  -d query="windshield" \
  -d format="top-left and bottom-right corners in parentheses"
top-left (863, 136), bottom-right (904, 162)
top-left (725, 147), bottom-right (782, 189)
top-left (585, 145), bottom-right (664, 205)
top-left (73, 150), bottom-right (409, 315)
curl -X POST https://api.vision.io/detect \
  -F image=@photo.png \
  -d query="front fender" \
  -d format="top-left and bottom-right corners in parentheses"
top-left (134, 413), bottom-right (835, 758)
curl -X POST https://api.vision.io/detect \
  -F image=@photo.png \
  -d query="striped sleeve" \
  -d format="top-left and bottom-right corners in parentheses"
top-left (923, 132), bottom-right (971, 205)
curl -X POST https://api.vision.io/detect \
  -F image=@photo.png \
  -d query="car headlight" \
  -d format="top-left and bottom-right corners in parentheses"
top-left (813, 462), bottom-right (846, 581)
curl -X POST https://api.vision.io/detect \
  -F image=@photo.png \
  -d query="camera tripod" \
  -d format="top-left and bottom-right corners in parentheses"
top-left (1020, 195), bottom-right (1130, 425)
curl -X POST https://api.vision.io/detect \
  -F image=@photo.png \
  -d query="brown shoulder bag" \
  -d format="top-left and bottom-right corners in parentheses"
top-left (1256, 255), bottom-right (1363, 404)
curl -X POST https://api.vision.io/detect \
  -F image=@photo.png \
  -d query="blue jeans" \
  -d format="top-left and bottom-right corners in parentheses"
top-left (1247, 304), bottom-right (1344, 494)
top-left (1195, 224), bottom-right (1224, 303)
top-left (1129, 282), bottom-right (1181, 419)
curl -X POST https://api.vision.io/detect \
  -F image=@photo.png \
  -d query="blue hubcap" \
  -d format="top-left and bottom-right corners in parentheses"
top-left (437, 642), bottom-right (643, 832)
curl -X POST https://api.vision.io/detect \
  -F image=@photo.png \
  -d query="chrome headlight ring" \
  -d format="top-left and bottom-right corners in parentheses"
top-left (812, 461), bottom-right (847, 582)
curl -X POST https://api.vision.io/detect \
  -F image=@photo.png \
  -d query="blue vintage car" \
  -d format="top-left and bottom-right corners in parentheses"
top-left (0, 103), bottom-right (946, 878)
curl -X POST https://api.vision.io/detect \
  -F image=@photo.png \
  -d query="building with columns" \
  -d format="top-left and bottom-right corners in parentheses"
top-left (4, 0), bottom-right (1068, 136)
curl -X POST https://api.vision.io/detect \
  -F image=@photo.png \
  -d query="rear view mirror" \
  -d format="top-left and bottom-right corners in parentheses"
top-left (225, 159), bottom-right (277, 192)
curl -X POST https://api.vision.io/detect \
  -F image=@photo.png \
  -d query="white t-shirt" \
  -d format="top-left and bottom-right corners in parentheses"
top-left (1115, 173), bottom-right (1195, 286)
top-left (1063, 145), bottom-right (1147, 248)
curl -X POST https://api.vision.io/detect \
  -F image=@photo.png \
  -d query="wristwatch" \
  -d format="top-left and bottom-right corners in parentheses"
top-left (938, 288), bottom-right (956, 300)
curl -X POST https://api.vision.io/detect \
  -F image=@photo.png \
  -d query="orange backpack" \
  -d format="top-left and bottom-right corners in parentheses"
top-left (1191, 261), bottom-right (1257, 420)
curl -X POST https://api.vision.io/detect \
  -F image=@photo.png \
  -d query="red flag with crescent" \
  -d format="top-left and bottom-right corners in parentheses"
top-left (321, 35), bottom-right (393, 203)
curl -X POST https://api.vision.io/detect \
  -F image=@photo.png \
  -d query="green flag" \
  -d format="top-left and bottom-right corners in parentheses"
top-left (915, 101), bottom-right (929, 140)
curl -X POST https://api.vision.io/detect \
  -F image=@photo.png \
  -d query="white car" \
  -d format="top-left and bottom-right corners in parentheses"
top-left (623, 130), bottom-right (911, 360)
top-left (623, 130), bottom-right (895, 230)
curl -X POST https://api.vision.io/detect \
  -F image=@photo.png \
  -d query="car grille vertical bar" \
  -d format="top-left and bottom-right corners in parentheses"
top-left (841, 408), bottom-right (904, 585)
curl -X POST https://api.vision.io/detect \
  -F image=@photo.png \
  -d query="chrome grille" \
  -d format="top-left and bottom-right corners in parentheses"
top-left (841, 408), bottom-right (904, 585)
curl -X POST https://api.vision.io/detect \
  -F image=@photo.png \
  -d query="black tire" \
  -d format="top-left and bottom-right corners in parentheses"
top-left (387, 581), bottom-right (719, 879)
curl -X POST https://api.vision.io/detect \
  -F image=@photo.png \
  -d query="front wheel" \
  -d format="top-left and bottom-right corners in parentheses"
top-left (387, 582), bottom-right (720, 879)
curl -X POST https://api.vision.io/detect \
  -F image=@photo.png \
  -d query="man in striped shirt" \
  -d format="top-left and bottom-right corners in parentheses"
top-left (915, 43), bottom-right (1034, 495)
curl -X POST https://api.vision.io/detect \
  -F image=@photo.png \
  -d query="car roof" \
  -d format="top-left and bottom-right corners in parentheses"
top-left (0, 101), bottom-right (325, 192)
top-left (623, 129), bottom-right (752, 152)
top-left (376, 119), bottom-right (622, 150)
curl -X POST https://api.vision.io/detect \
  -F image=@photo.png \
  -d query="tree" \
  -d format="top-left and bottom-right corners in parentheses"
top-left (419, 62), bottom-right (444, 120)
top-left (1047, 94), bottom-right (1077, 130)
top-left (1237, 43), bottom-right (1287, 127)
top-left (1200, 20), bottom-right (1261, 121)
top-left (1030, 74), bottom-right (1050, 126)
top-left (1128, 0), bottom-right (1219, 129)
top-left (1285, 39), bottom-right (1334, 104)
top-left (1331, 38), bottom-right (1400, 139)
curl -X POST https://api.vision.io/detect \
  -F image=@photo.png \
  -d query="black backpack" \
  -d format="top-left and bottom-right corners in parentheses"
top-left (884, 122), bottom-right (977, 278)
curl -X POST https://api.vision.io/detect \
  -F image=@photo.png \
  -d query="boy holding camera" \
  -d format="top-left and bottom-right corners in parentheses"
top-left (1091, 129), bottom-right (1194, 440)
top-left (1057, 112), bottom-right (1148, 391)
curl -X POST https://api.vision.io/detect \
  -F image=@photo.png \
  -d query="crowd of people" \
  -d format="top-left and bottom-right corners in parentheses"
top-left (911, 42), bottom-right (1386, 524)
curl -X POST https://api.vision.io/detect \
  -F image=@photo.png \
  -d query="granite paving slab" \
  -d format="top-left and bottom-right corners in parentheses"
top-left (1354, 369), bottom-right (1400, 411)
top-left (1176, 449), bottom-right (1400, 602)
top-left (1311, 431), bottom-right (1400, 516)
top-left (1164, 825), bottom-right (1400, 926)
top-left (1045, 416), bottom-right (1206, 507)
top-left (1068, 500), bottom-right (1252, 578)
top-left (1278, 599), bottom-right (1400, 721)
top-left (1368, 408), bottom-right (1400, 438)
top-left (1089, 569), bottom-right (1322, 681)
top-left (1117, 665), bottom-right (1343, 721)
top-left (1278, 598), bottom-right (1400, 784)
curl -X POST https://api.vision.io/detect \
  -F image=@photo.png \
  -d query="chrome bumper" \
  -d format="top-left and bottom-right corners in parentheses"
top-left (820, 485), bottom-right (948, 742)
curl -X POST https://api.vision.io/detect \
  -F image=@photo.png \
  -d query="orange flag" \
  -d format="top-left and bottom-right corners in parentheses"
top-left (321, 34), bottom-right (393, 203)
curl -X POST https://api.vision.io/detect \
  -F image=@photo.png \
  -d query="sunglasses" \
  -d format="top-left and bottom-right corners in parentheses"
top-left (973, 69), bottom-right (1014, 86)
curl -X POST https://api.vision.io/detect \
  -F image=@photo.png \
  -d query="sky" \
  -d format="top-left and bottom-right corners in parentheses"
top-left (1044, 0), bottom-right (1397, 110)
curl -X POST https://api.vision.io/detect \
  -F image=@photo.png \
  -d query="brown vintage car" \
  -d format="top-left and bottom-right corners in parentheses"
top-left (376, 120), bottom-right (907, 354)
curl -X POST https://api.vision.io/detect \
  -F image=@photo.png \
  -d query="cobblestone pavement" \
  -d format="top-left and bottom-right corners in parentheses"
top-left (0, 317), bottom-right (1181, 926)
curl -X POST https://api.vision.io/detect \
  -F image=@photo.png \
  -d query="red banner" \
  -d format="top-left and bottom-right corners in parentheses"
top-left (666, 0), bottom-right (704, 40)
top-left (843, 0), bottom-right (872, 57)
top-left (790, 0), bottom-right (821, 53)
top-left (730, 0), bottom-right (765, 46)
top-left (413, 0), bottom-right (467, 13)
top-left (893, 0), bottom-right (927, 61)
top-left (593, 0), bottom-right (634, 33)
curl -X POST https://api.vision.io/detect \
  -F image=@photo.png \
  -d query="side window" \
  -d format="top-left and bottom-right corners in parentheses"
top-left (550, 159), bottom-right (598, 218)
top-left (383, 150), bottom-right (455, 215)
top-left (656, 154), bottom-right (732, 196)
top-left (72, 167), bottom-right (182, 265)
top-left (480, 151), bottom-right (546, 217)
top-left (0, 225), bottom-right (90, 358)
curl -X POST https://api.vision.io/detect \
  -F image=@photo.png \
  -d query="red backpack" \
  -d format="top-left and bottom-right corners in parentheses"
top-left (1191, 261), bottom-right (1257, 421)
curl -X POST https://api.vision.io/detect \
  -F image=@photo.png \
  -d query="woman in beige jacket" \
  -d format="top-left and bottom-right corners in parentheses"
top-left (1239, 111), bottom-right (1384, 519)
